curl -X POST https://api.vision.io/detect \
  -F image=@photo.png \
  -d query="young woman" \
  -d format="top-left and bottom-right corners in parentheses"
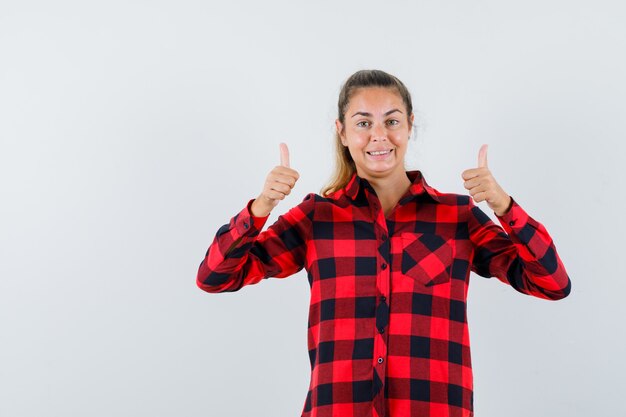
top-left (196, 70), bottom-right (571, 417)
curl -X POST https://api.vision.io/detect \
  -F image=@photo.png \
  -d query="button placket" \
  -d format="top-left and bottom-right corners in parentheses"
top-left (366, 190), bottom-right (390, 395)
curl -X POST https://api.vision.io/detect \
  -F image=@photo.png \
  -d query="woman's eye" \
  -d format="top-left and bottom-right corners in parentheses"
top-left (387, 119), bottom-right (399, 126)
top-left (357, 121), bottom-right (370, 128)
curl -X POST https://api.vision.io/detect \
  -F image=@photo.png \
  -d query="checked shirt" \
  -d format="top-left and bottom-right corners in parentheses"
top-left (197, 170), bottom-right (571, 417)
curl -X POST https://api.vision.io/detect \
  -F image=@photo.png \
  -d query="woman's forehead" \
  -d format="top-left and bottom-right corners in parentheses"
top-left (347, 87), bottom-right (405, 113)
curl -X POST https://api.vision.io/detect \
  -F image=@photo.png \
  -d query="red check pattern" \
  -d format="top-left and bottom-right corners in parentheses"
top-left (197, 170), bottom-right (571, 417)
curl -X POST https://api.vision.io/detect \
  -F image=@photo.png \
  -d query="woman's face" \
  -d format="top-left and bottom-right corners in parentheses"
top-left (336, 87), bottom-right (414, 182)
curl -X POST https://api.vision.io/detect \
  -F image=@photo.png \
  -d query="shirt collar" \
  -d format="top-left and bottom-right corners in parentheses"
top-left (344, 170), bottom-right (441, 203)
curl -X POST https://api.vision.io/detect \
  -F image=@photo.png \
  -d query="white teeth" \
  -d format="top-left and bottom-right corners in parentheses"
top-left (369, 150), bottom-right (390, 156)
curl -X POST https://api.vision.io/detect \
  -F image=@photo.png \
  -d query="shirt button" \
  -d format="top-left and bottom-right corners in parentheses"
top-left (508, 220), bottom-right (515, 226)
top-left (378, 327), bottom-right (385, 334)
top-left (244, 222), bottom-right (249, 229)
top-left (382, 234), bottom-right (388, 241)
top-left (381, 296), bottom-right (386, 302)
top-left (381, 263), bottom-right (387, 270)
top-left (377, 357), bottom-right (384, 364)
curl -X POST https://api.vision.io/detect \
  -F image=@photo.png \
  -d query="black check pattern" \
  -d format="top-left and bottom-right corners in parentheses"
top-left (197, 170), bottom-right (571, 417)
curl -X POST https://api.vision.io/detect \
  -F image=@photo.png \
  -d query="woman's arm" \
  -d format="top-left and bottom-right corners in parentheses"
top-left (196, 194), bottom-right (315, 293)
top-left (468, 196), bottom-right (571, 300)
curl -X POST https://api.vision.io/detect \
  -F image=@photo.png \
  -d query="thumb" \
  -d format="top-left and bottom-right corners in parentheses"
top-left (280, 142), bottom-right (290, 168)
top-left (478, 144), bottom-right (488, 168)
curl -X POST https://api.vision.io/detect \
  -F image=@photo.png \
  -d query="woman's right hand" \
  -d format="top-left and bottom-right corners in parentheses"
top-left (250, 143), bottom-right (300, 217)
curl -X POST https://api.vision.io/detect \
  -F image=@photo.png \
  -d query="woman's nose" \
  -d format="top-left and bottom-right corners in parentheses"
top-left (371, 124), bottom-right (387, 141)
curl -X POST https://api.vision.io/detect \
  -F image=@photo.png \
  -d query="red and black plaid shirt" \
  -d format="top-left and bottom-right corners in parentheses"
top-left (197, 170), bottom-right (571, 417)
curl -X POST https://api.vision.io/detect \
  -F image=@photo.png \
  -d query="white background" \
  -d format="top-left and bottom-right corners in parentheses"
top-left (1, 1), bottom-right (624, 416)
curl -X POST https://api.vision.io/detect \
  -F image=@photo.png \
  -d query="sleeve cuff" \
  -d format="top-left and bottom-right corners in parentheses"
top-left (243, 198), bottom-right (270, 231)
top-left (495, 196), bottom-right (529, 232)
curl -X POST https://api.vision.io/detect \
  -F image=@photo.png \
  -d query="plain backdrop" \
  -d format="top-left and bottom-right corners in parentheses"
top-left (1, 1), bottom-right (625, 416)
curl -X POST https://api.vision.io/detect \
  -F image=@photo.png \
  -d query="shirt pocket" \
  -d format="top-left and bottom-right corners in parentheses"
top-left (400, 232), bottom-right (454, 286)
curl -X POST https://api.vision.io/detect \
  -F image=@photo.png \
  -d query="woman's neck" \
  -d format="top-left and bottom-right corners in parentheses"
top-left (363, 170), bottom-right (412, 217)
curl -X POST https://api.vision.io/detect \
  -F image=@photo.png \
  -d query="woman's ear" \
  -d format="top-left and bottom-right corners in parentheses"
top-left (335, 119), bottom-right (347, 146)
top-left (408, 113), bottom-right (415, 137)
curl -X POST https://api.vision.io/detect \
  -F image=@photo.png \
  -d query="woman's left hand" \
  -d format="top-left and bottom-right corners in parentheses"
top-left (461, 144), bottom-right (512, 216)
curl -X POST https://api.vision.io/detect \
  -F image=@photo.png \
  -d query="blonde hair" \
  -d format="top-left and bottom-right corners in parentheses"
top-left (321, 70), bottom-right (414, 197)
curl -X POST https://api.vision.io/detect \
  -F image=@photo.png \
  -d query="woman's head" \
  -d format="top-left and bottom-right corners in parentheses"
top-left (322, 69), bottom-right (415, 196)
top-left (336, 70), bottom-right (413, 126)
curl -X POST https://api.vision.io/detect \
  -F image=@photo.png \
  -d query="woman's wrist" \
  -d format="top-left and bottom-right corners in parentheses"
top-left (250, 197), bottom-right (272, 218)
top-left (495, 195), bottom-right (513, 216)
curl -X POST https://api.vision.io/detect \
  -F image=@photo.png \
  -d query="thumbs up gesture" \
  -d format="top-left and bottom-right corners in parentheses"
top-left (250, 143), bottom-right (300, 217)
top-left (461, 144), bottom-right (512, 216)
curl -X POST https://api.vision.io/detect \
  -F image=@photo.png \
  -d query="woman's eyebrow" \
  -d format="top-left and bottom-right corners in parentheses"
top-left (351, 109), bottom-right (403, 118)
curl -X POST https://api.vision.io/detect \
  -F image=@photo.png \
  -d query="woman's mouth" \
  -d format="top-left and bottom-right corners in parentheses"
top-left (366, 149), bottom-right (393, 159)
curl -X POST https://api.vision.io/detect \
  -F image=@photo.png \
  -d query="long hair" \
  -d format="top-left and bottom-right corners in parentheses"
top-left (320, 69), bottom-right (414, 197)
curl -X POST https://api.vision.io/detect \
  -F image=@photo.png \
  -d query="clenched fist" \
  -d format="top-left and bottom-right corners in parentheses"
top-left (461, 144), bottom-right (512, 216)
top-left (250, 143), bottom-right (300, 217)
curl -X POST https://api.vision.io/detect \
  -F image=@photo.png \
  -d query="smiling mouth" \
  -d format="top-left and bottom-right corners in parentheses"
top-left (367, 149), bottom-right (393, 156)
